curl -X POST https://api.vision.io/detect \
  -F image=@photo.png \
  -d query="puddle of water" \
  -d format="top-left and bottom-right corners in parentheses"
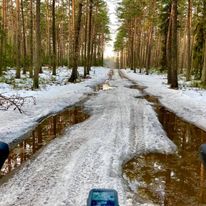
top-left (0, 81), bottom-right (113, 179)
top-left (129, 84), bottom-right (147, 92)
top-left (144, 95), bottom-right (160, 105)
top-left (124, 95), bottom-right (206, 205)
top-left (0, 106), bottom-right (89, 178)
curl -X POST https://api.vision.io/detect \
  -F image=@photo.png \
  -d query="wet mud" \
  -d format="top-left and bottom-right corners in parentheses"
top-left (124, 84), bottom-right (206, 205)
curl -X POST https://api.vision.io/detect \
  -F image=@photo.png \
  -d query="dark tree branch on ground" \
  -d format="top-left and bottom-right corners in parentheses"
top-left (0, 94), bottom-right (36, 113)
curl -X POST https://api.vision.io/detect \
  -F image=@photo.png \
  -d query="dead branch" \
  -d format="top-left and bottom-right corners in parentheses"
top-left (0, 94), bottom-right (36, 113)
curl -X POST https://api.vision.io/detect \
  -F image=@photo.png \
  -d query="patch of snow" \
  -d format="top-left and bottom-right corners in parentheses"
top-left (122, 69), bottom-right (206, 132)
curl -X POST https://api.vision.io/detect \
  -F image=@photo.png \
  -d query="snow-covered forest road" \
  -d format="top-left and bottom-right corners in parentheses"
top-left (0, 70), bottom-right (176, 206)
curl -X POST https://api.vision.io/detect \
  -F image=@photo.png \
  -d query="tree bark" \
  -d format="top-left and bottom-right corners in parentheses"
top-left (166, 5), bottom-right (172, 84)
top-left (0, 22), bottom-right (3, 76)
top-left (16, 0), bottom-right (21, 79)
top-left (201, 1), bottom-right (206, 83)
top-left (45, 0), bottom-right (51, 67)
top-left (52, 0), bottom-right (57, 75)
top-left (146, 26), bottom-right (153, 75)
top-left (72, 0), bottom-right (75, 32)
top-left (130, 20), bottom-right (135, 72)
top-left (170, 0), bottom-right (178, 88)
top-left (33, 0), bottom-right (41, 89)
top-left (29, 0), bottom-right (33, 78)
top-left (69, 2), bottom-right (83, 82)
top-left (186, 0), bottom-right (192, 81)
top-left (84, 0), bottom-right (89, 77)
top-left (86, 0), bottom-right (93, 74)
top-left (21, 0), bottom-right (27, 74)
top-left (201, 43), bottom-right (206, 83)
top-left (0, 0), bottom-right (7, 76)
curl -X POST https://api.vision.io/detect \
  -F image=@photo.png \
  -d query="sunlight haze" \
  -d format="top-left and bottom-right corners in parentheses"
top-left (105, 0), bottom-right (121, 58)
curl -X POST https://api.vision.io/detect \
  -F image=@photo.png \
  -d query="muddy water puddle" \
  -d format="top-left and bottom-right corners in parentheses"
top-left (124, 86), bottom-right (206, 205)
top-left (0, 81), bottom-right (110, 179)
top-left (0, 106), bottom-right (89, 178)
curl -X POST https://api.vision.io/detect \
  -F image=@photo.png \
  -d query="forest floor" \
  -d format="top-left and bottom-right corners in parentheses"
top-left (0, 68), bottom-right (206, 205)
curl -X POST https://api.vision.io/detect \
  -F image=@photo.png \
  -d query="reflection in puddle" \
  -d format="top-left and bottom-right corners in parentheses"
top-left (0, 107), bottom-right (89, 178)
top-left (123, 106), bottom-right (206, 205)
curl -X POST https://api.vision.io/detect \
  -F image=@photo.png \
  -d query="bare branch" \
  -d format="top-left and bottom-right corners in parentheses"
top-left (0, 94), bottom-right (36, 113)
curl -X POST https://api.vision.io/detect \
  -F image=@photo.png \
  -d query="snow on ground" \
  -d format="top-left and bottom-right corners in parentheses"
top-left (0, 70), bottom-right (176, 206)
top-left (0, 66), bottom-right (90, 92)
top-left (0, 67), bottom-right (109, 145)
top-left (122, 69), bottom-right (206, 132)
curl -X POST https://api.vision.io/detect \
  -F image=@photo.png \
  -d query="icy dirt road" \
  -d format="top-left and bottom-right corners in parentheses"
top-left (0, 71), bottom-right (176, 206)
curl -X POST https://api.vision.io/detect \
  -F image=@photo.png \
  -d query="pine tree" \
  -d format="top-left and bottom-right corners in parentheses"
top-left (33, 0), bottom-right (41, 89)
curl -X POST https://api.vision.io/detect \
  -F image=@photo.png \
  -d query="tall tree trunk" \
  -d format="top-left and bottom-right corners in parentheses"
top-left (0, 0), bottom-right (7, 76)
top-left (93, 38), bottom-right (97, 66)
top-left (68, 0), bottom-right (76, 68)
top-left (33, 0), bottom-right (41, 89)
top-left (86, 0), bottom-right (93, 74)
top-left (0, 22), bottom-right (3, 76)
top-left (186, 0), bottom-right (192, 81)
top-left (84, 0), bottom-right (89, 77)
top-left (52, 0), bottom-right (57, 75)
top-left (2, 0), bottom-right (7, 33)
top-left (143, 40), bottom-right (147, 68)
top-left (45, 0), bottom-right (51, 67)
top-left (201, 1), bottom-right (206, 84)
top-left (29, 0), bottom-right (33, 78)
top-left (67, 0), bottom-right (71, 67)
top-left (69, 2), bottom-right (83, 82)
top-left (146, 26), bottom-right (153, 75)
top-left (120, 49), bottom-right (123, 69)
top-left (21, 0), bottom-right (27, 74)
top-left (72, 0), bottom-right (75, 32)
top-left (166, 5), bottom-right (172, 84)
top-left (0, 2), bottom-right (4, 76)
top-left (16, 0), bottom-right (21, 79)
top-left (180, 34), bottom-right (187, 73)
top-left (101, 34), bottom-right (104, 65)
top-left (130, 20), bottom-right (136, 73)
top-left (170, 0), bottom-right (178, 88)
top-left (201, 37), bottom-right (206, 83)
top-left (161, 32), bottom-right (168, 71)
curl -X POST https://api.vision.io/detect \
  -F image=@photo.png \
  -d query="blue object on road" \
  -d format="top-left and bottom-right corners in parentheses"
top-left (0, 141), bottom-right (9, 170)
top-left (200, 144), bottom-right (206, 167)
top-left (87, 189), bottom-right (119, 206)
